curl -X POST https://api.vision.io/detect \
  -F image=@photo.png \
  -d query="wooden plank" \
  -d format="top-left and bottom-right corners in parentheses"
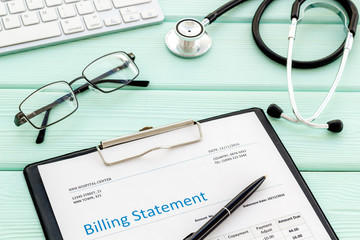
top-left (0, 172), bottom-right (44, 240)
top-left (0, 22), bottom-right (359, 91)
top-left (1, 90), bottom-right (359, 171)
top-left (301, 172), bottom-right (360, 240)
top-left (0, 171), bottom-right (358, 239)
top-left (159, 0), bottom-right (359, 23)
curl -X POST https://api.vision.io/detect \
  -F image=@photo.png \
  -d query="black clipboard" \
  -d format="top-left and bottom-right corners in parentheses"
top-left (24, 108), bottom-right (339, 240)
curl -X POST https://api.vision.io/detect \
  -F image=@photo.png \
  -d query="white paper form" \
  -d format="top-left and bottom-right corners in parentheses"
top-left (38, 112), bottom-right (332, 240)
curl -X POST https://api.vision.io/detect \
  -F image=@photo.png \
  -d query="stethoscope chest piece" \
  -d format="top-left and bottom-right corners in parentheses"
top-left (165, 18), bottom-right (212, 58)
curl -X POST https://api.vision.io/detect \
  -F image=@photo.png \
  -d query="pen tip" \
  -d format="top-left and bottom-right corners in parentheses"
top-left (264, 175), bottom-right (267, 178)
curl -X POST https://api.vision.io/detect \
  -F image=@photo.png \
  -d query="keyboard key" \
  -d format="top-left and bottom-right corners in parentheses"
top-left (2, 15), bottom-right (21, 29)
top-left (83, 13), bottom-right (102, 30)
top-left (76, 1), bottom-right (94, 15)
top-left (141, 9), bottom-right (157, 19)
top-left (0, 2), bottom-right (7, 16)
top-left (7, 0), bottom-right (26, 14)
top-left (93, 0), bottom-right (111, 12)
top-left (103, 15), bottom-right (121, 26)
top-left (26, 0), bottom-right (44, 10)
top-left (64, 0), bottom-right (79, 3)
top-left (58, 4), bottom-right (76, 18)
top-left (121, 13), bottom-right (139, 23)
top-left (120, 6), bottom-right (137, 15)
top-left (45, 0), bottom-right (62, 7)
top-left (0, 0), bottom-right (163, 54)
top-left (40, 8), bottom-right (58, 22)
top-left (60, 17), bottom-right (84, 34)
top-left (112, 0), bottom-right (150, 8)
top-left (0, 21), bottom-right (61, 47)
top-left (21, 11), bottom-right (40, 25)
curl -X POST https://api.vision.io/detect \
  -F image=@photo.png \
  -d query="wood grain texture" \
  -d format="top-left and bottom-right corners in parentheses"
top-left (0, 172), bottom-right (359, 240)
top-left (1, 90), bottom-right (359, 171)
top-left (302, 173), bottom-right (360, 239)
top-left (0, 172), bottom-right (44, 240)
top-left (1, 0), bottom-right (360, 239)
top-left (159, 0), bottom-right (360, 23)
top-left (0, 22), bottom-right (359, 91)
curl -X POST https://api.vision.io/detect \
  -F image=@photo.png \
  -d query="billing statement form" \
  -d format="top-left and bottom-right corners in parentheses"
top-left (38, 112), bottom-right (333, 240)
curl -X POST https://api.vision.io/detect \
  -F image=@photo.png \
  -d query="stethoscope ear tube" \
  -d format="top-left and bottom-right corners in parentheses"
top-left (343, 0), bottom-right (359, 35)
top-left (267, 104), bottom-right (344, 133)
top-left (268, 2), bottom-right (355, 133)
top-left (291, 0), bottom-right (359, 35)
top-left (165, 0), bottom-right (358, 133)
top-left (252, 0), bottom-right (358, 69)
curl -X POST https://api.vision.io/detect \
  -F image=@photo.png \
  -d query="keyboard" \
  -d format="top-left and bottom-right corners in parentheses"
top-left (0, 0), bottom-right (164, 55)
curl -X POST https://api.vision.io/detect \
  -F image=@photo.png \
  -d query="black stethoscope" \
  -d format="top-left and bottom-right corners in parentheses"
top-left (165, 0), bottom-right (358, 133)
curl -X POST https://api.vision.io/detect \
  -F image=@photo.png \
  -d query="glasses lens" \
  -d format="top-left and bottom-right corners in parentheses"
top-left (20, 82), bottom-right (78, 129)
top-left (83, 52), bottom-right (139, 92)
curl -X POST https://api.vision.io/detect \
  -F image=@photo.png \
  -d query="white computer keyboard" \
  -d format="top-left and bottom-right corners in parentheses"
top-left (0, 0), bottom-right (164, 54)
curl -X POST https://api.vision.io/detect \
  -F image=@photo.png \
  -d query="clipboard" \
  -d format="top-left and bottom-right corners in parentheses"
top-left (24, 108), bottom-right (339, 240)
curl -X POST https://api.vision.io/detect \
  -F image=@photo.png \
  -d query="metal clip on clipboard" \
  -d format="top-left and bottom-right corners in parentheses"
top-left (96, 120), bottom-right (203, 166)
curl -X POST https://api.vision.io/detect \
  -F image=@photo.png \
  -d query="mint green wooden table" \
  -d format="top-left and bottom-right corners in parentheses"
top-left (1, 0), bottom-right (360, 239)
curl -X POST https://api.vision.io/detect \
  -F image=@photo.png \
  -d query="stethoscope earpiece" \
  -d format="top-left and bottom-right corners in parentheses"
top-left (327, 120), bottom-right (343, 133)
top-left (165, 18), bottom-right (212, 58)
top-left (267, 104), bottom-right (283, 119)
top-left (166, 0), bottom-right (358, 133)
top-left (267, 104), bottom-right (344, 133)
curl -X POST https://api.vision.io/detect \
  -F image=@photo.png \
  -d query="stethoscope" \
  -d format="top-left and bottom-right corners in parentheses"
top-left (165, 0), bottom-right (359, 133)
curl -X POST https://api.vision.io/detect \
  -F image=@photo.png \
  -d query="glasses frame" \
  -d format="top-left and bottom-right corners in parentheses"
top-left (14, 51), bottom-right (148, 143)
top-left (80, 51), bottom-right (140, 94)
top-left (16, 80), bottom-right (79, 130)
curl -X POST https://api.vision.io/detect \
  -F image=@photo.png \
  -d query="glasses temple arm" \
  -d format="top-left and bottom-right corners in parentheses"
top-left (80, 61), bottom-right (148, 89)
top-left (14, 75), bottom-right (93, 126)
top-left (127, 80), bottom-right (149, 87)
top-left (70, 61), bottom-right (146, 93)
top-left (76, 62), bottom-right (129, 89)
top-left (35, 109), bottom-right (51, 144)
top-left (71, 79), bottom-right (149, 94)
top-left (14, 91), bottom-right (74, 126)
top-left (32, 78), bottom-right (149, 142)
top-left (14, 64), bottom-right (149, 127)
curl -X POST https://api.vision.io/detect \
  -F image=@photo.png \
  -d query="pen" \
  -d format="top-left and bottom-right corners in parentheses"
top-left (183, 175), bottom-right (266, 240)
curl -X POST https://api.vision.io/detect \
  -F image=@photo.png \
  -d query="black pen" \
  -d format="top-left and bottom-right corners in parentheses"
top-left (183, 176), bottom-right (266, 240)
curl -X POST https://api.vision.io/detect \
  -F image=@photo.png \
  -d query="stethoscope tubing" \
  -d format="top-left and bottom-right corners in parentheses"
top-left (204, 0), bottom-right (250, 24)
top-left (286, 20), bottom-right (328, 129)
top-left (251, 0), bottom-right (356, 69)
top-left (167, 0), bottom-right (358, 132)
top-left (251, 0), bottom-right (357, 131)
top-left (283, 12), bottom-right (353, 129)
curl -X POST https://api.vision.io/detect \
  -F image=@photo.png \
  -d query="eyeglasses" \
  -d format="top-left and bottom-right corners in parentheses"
top-left (14, 51), bottom-right (149, 144)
